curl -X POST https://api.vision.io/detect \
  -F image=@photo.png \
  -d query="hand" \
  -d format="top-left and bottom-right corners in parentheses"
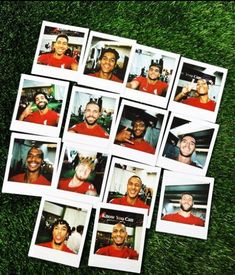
top-left (115, 127), bottom-right (134, 144)
top-left (181, 79), bottom-right (195, 97)
top-left (19, 102), bottom-right (33, 121)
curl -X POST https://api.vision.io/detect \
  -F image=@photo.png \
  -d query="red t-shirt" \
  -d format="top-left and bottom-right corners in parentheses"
top-left (162, 212), bottom-right (205, 226)
top-left (96, 245), bottom-right (139, 259)
top-left (69, 122), bottom-right (109, 139)
top-left (37, 53), bottom-right (78, 69)
top-left (88, 71), bottom-right (123, 83)
top-left (58, 178), bottom-right (97, 194)
top-left (37, 242), bottom-right (75, 254)
top-left (122, 139), bottom-right (155, 154)
top-left (133, 76), bottom-right (168, 96)
top-left (182, 97), bottom-right (216, 111)
top-left (110, 196), bottom-right (150, 210)
top-left (9, 173), bottom-right (51, 185)
top-left (23, 109), bottom-right (59, 126)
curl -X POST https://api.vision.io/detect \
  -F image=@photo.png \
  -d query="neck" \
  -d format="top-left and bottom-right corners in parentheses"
top-left (53, 52), bottom-right (64, 59)
top-left (52, 241), bottom-right (64, 250)
top-left (69, 176), bottom-right (84, 187)
top-left (177, 154), bottom-right (192, 165)
top-left (199, 94), bottom-right (210, 103)
top-left (38, 107), bottom-right (48, 115)
top-left (99, 71), bottom-right (112, 80)
top-left (133, 137), bottom-right (144, 142)
top-left (25, 171), bottom-right (40, 183)
top-left (147, 77), bottom-right (157, 84)
top-left (85, 121), bottom-right (97, 129)
top-left (126, 196), bottom-right (138, 205)
top-left (112, 243), bottom-right (125, 250)
top-left (178, 209), bottom-right (191, 218)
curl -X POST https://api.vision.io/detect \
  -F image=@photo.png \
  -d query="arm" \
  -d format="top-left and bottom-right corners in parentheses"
top-left (126, 79), bottom-right (140, 90)
top-left (18, 103), bottom-right (33, 121)
top-left (174, 79), bottom-right (195, 102)
top-left (71, 62), bottom-right (78, 71)
top-left (115, 127), bottom-right (134, 144)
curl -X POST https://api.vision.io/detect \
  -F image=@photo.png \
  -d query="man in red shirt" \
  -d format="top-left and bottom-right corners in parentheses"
top-left (37, 34), bottom-right (78, 70)
top-left (9, 146), bottom-right (50, 185)
top-left (68, 100), bottom-right (109, 139)
top-left (95, 223), bottom-right (139, 260)
top-left (58, 160), bottom-right (97, 196)
top-left (174, 78), bottom-right (216, 111)
top-left (126, 63), bottom-right (168, 96)
top-left (115, 117), bottom-right (155, 154)
top-left (109, 175), bottom-right (150, 211)
top-left (162, 192), bottom-right (205, 226)
top-left (37, 219), bottom-right (75, 253)
top-left (88, 48), bottom-right (122, 83)
top-left (18, 91), bottom-right (59, 126)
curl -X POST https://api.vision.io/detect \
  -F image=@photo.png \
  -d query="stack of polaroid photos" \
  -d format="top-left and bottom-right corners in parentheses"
top-left (2, 21), bottom-right (227, 273)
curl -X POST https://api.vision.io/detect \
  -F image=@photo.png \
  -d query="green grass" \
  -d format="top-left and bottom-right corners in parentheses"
top-left (0, 1), bottom-right (234, 274)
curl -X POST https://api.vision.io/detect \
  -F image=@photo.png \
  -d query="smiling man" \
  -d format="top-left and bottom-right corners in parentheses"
top-left (9, 146), bottom-right (50, 185)
top-left (68, 100), bottom-right (109, 139)
top-left (109, 175), bottom-right (149, 210)
top-left (88, 48), bottom-right (122, 83)
top-left (162, 193), bottom-right (205, 226)
top-left (95, 223), bottom-right (139, 260)
top-left (37, 219), bottom-right (75, 253)
top-left (126, 63), bottom-right (168, 96)
top-left (19, 91), bottom-right (59, 126)
top-left (115, 117), bottom-right (155, 154)
top-left (174, 78), bottom-right (216, 111)
top-left (37, 33), bottom-right (78, 70)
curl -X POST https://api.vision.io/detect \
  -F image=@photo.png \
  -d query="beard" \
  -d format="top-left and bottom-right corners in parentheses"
top-left (37, 102), bottom-right (47, 110)
top-left (133, 131), bottom-right (145, 139)
top-left (180, 203), bottom-right (193, 212)
top-left (148, 75), bottom-right (158, 81)
top-left (179, 149), bottom-right (194, 158)
top-left (85, 117), bottom-right (98, 126)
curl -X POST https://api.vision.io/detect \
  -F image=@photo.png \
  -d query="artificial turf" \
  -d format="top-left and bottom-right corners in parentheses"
top-left (0, 1), bottom-right (234, 274)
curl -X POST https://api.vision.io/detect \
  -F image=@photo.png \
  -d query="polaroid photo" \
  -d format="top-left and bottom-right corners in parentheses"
top-left (63, 85), bottom-right (120, 149)
top-left (103, 157), bottom-right (161, 228)
top-left (2, 133), bottom-right (61, 197)
top-left (168, 57), bottom-right (228, 123)
top-left (88, 202), bottom-right (148, 273)
top-left (10, 74), bottom-right (69, 137)
top-left (78, 31), bottom-right (136, 93)
top-left (156, 112), bottom-right (219, 176)
top-left (111, 99), bottom-right (168, 166)
top-left (28, 195), bottom-right (92, 267)
top-left (123, 43), bottom-right (180, 109)
top-left (155, 170), bottom-right (214, 240)
top-left (31, 20), bottom-right (89, 81)
top-left (52, 142), bottom-right (111, 207)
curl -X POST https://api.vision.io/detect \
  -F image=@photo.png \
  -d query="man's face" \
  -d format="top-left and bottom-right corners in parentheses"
top-left (84, 103), bottom-right (100, 126)
top-left (26, 148), bottom-right (43, 173)
top-left (196, 79), bottom-right (209, 95)
top-left (133, 120), bottom-right (146, 138)
top-left (54, 37), bottom-right (68, 56)
top-left (147, 66), bottom-right (161, 81)
top-left (180, 194), bottom-right (194, 212)
top-left (52, 223), bottom-right (69, 245)
top-left (127, 177), bottom-right (142, 200)
top-left (179, 136), bottom-right (196, 157)
top-left (35, 94), bottom-right (48, 110)
top-left (100, 52), bottom-right (116, 74)
top-left (112, 223), bottom-right (127, 246)
top-left (75, 163), bottom-right (91, 181)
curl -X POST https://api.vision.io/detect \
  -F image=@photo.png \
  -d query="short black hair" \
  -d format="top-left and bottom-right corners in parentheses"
top-left (56, 33), bottom-right (69, 42)
top-left (85, 100), bottom-right (102, 112)
top-left (27, 146), bottom-right (44, 160)
top-left (99, 48), bottom-right (120, 62)
top-left (33, 91), bottom-right (48, 103)
top-left (51, 219), bottom-right (71, 237)
top-left (181, 192), bottom-right (194, 200)
top-left (131, 116), bottom-right (148, 128)
top-left (149, 63), bottom-right (162, 74)
top-left (179, 134), bottom-right (197, 144)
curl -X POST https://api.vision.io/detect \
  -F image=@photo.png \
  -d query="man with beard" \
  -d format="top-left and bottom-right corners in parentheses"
top-left (162, 193), bottom-right (205, 226)
top-left (58, 160), bottom-right (98, 196)
top-left (9, 146), bottom-right (50, 185)
top-left (88, 48), bottom-right (122, 83)
top-left (126, 63), bottom-right (168, 96)
top-left (37, 219), bottom-right (75, 253)
top-left (109, 175), bottom-right (150, 210)
top-left (174, 78), bottom-right (216, 111)
top-left (37, 34), bottom-right (78, 70)
top-left (19, 91), bottom-right (59, 126)
top-left (68, 100), bottom-right (109, 139)
top-left (115, 117), bottom-right (155, 154)
top-left (95, 223), bottom-right (139, 260)
top-left (174, 134), bottom-right (201, 167)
